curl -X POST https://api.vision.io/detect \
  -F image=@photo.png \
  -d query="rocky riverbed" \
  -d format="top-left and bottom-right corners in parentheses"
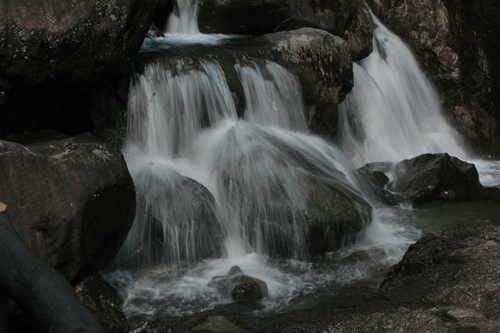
top-left (126, 220), bottom-right (500, 332)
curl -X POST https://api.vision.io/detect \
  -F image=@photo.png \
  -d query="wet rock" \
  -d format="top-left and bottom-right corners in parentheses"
top-left (356, 167), bottom-right (399, 206)
top-left (0, 133), bottom-right (135, 284)
top-left (197, 0), bottom-right (373, 61)
top-left (360, 153), bottom-right (482, 206)
top-left (116, 221), bottom-right (500, 332)
top-left (389, 153), bottom-right (482, 206)
top-left (0, 0), bottom-right (160, 136)
top-left (208, 266), bottom-right (269, 302)
top-left (75, 276), bottom-right (130, 333)
top-left (257, 28), bottom-right (353, 136)
top-left (304, 180), bottom-right (372, 254)
top-left (114, 167), bottom-right (223, 269)
top-left (365, 0), bottom-right (500, 156)
top-left (96, 27), bottom-right (353, 141)
top-left (147, 24), bottom-right (165, 39)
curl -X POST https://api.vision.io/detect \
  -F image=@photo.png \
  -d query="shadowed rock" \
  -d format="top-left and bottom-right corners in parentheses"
top-left (0, 133), bottom-right (136, 284)
top-left (358, 153), bottom-right (482, 206)
top-left (0, 206), bottom-right (106, 332)
top-left (0, 0), bottom-right (160, 136)
top-left (75, 276), bottom-right (130, 333)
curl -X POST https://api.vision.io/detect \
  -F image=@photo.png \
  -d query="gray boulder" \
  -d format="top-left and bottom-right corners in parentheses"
top-left (258, 28), bottom-right (353, 136)
top-left (0, 133), bottom-right (135, 284)
top-left (115, 167), bottom-right (223, 269)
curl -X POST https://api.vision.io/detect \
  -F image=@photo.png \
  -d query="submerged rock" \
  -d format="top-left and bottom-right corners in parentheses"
top-left (194, 316), bottom-right (247, 333)
top-left (0, 133), bottom-right (135, 284)
top-left (359, 153), bottom-right (483, 206)
top-left (208, 266), bottom-right (269, 302)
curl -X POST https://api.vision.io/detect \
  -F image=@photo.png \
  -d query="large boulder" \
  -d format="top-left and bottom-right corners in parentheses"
top-left (197, 0), bottom-right (373, 61)
top-left (323, 220), bottom-right (500, 332)
top-left (359, 153), bottom-right (483, 206)
top-left (304, 180), bottom-right (373, 254)
top-left (115, 165), bottom-right (223, 269)
top-left (0, 0), bottom-right (160, 136)
top-left (0, 133), bottom-right (136, 284)
top-left (365, 0), bottom-right (500, 156)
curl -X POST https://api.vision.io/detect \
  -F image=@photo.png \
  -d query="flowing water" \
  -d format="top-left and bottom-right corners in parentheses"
top-left (105, 2), bottom-right (500, 326)
top-left (336, 14), bottom-right (468, 167)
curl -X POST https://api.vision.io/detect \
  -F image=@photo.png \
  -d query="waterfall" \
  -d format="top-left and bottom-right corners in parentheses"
top-left (337, 14), bottom-right (468, 168)
top-left (116, 53), bottom-right (371, 268)
top-left (165, 0), bottom-right (200, 34)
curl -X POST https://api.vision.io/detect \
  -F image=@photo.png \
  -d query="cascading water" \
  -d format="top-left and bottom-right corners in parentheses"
top-left (165, 0), bottom-right (200, 35)
top-left (106, 2), bottom-right (500, 326)
top-left (111, 50), bottom-right (388, 321)
top-left (117, 52), bottom-right (373, 268)
top-left (337, 14), bottom-right (468, 168)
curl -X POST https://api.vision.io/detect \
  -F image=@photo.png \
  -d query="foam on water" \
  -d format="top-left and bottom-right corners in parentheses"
top-left (107, 206), bottom-right (420, 323)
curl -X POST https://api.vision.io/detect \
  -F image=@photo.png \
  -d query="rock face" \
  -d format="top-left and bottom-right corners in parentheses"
top-left (0, 0), bottom-right (160, 136)
top-left (75, 276), bottom-right (130, 333)
top-left (197, 0), bottom-right (373, 61)
top-left (365, 0), bottom-right (500, 156)
top-left (0, 134), bottom-right (136, 284)
top-left (358, 153), bottom-right (483, 206)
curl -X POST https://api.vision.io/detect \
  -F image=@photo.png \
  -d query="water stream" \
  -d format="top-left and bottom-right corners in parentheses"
top-left (106, 1), bottom-right (500, 325)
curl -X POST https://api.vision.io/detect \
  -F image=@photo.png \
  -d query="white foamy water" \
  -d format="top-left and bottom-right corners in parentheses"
top-left (337, 14), bottom-right (468, 168)
top-left (107, 206), bottom-right (420, 322)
